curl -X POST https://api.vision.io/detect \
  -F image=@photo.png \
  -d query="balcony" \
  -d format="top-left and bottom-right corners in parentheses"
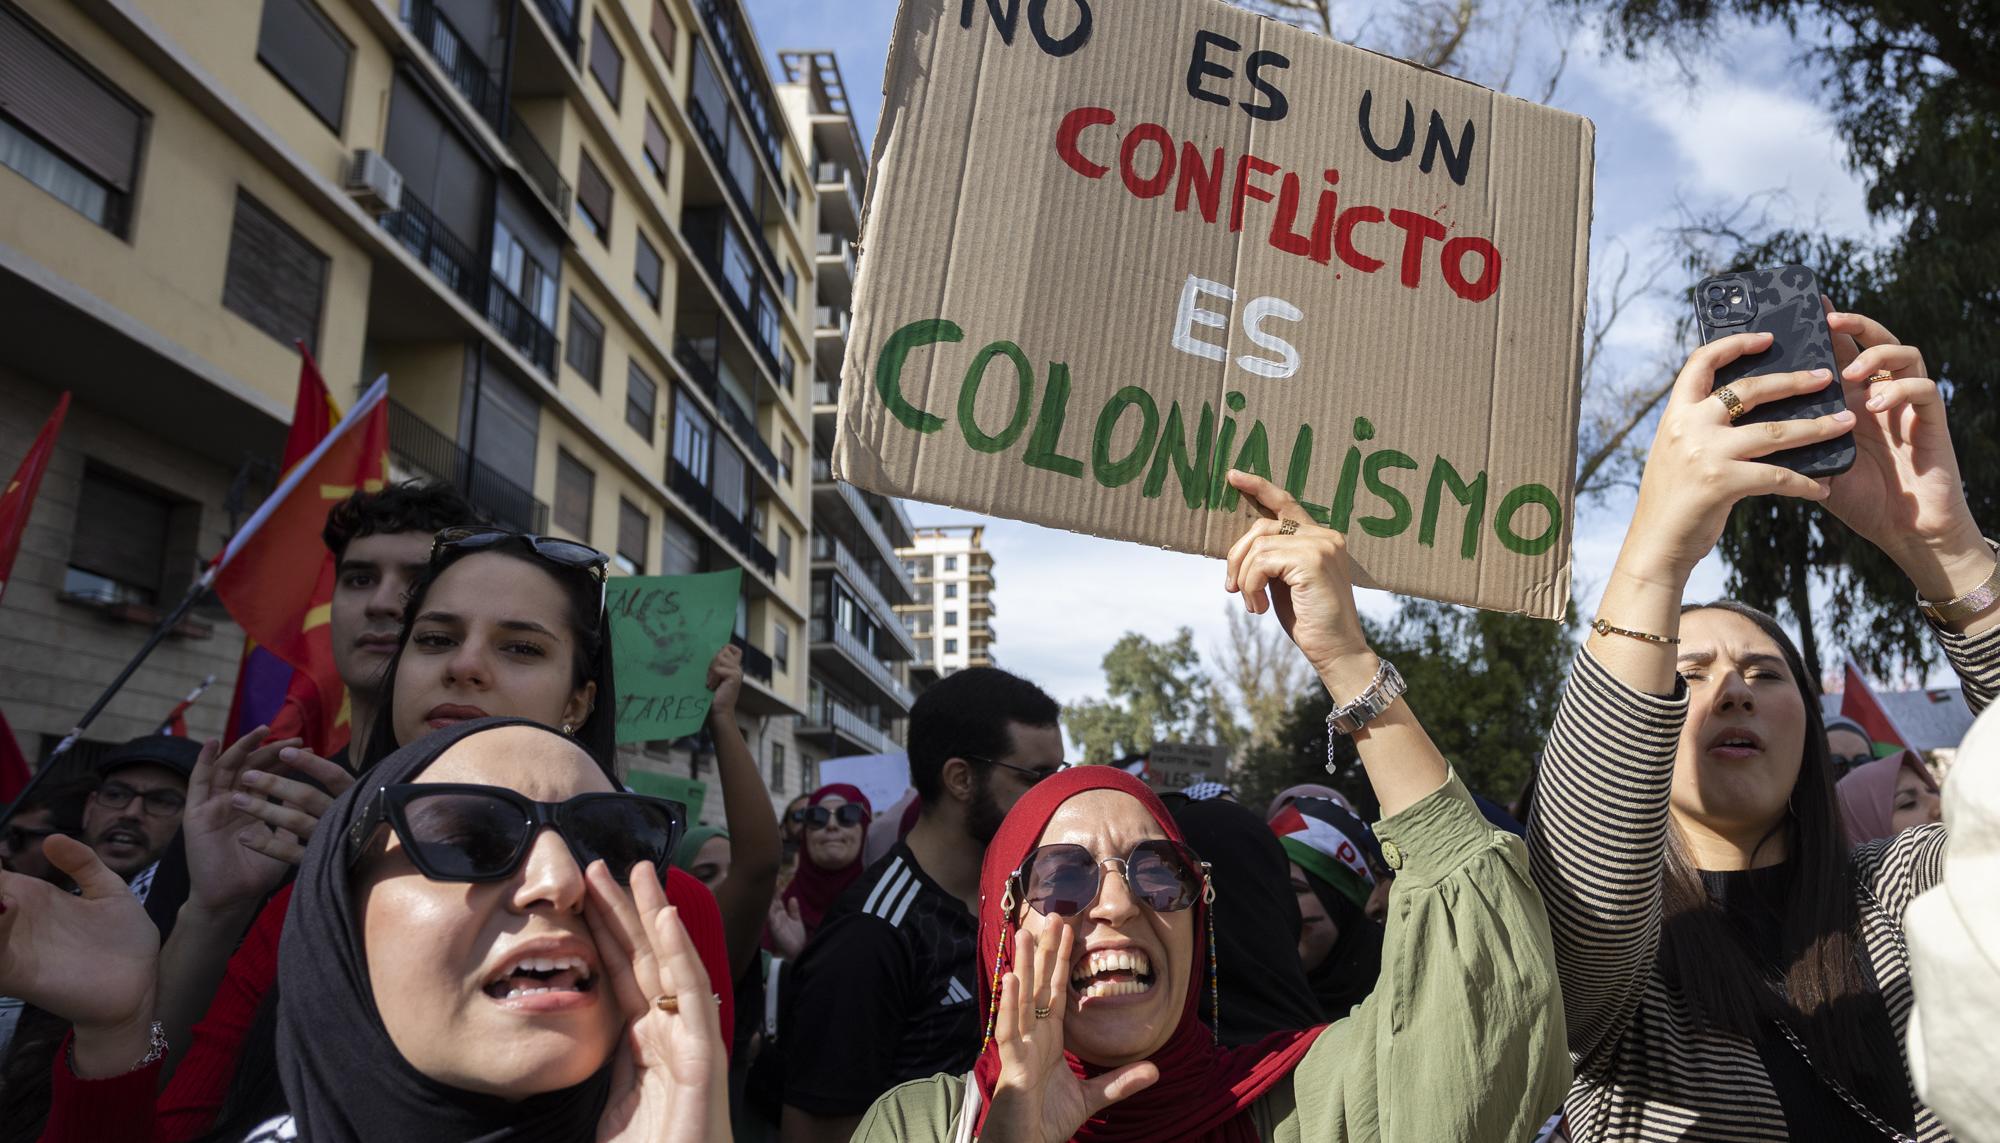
top-left (969, 590), bottom-right (996, 614)
top-left (731, 634), bottom-right (773, 684)
top-left (682, 210), bottom-right (784, 378)
top-left (813, 531), bottom-right (918, 641)
top-left (388, 400), bottom-right (549, 533)
top-left (812, 375), bottom-right (839, 410)
top-left (506, 110), bottom-right (571, 217)
top-left (798, 691), bottom-right (892, 756)
top-left (687, 102), bottom-right (783, 279)
top-left (406, 0), bottom-right (502, 131)
top-left (815, 233), bottom-right (855, 301)
top-left (381, 189), bottom-right (483, 311)
top-left (674, 337), bottom-right (780, 481)
top-left (815, 161), bottom-right (861, 230)
top-left (530, 0), bottom-right (580, 60)
top-left (695, 0), bottom-right (784, 172)
top-left (811, 616), bottom-right (916, 712)
top-left (669, 458), bottom-right (779, 578)
top-left (812, 455), bottom-right (915, 590)
top-left (486, 286), bottom-right (558, 377)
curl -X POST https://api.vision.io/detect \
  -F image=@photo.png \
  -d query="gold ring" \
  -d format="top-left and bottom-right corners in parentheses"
top-left (1033, 1005), bottom-right (1051, 1019)
top-left (1277, 519), bottom-right (1300, 536)
top-left (654, 994), bottom-right (680, 1014)
top-left (1713, 386), bottom-right (1746, 422)
top-left (1866, 371), bottom-right (1894, 385)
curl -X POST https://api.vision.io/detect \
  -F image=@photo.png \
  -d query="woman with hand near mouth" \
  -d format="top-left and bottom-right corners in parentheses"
top-left (6, 720), bottom-right (731, 1142)
top-left (852, 471), bottom-right (1570, 1142)
top-left (1531, 312), bottom-right (1999, 1141)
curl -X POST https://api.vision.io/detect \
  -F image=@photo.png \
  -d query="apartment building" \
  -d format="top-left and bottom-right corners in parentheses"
top-left (0, 0), bottom-right (817, 814)
top-left (774, 50), bottom-right (918, 776)
top-left (897, 525), bottom-right (996, 678)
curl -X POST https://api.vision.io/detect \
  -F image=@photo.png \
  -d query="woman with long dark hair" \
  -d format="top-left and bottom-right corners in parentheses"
top-left (1531, 311), bottom-right (1998, 1140)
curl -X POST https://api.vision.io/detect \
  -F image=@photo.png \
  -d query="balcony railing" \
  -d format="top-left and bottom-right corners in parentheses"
top-left (731, 634), bottom-right (773, 683)
top-left (815, 161), bottom-right (862, 216)
top-left (486, 287), bottom-right (558, 376)
top-left (811, 455), bottom-right (915, 594)
top-left (686, 104), bottom-right (782, 277)
top-left (531, 0), bottom-right (580, 59)
top-left (812, 377), bottom-right (838, 408)
top-left (811, 616), bottom-right (916, 709)
top-left (388, 400), bottom-right (549, 533)
top-left (681, 210), bottom-right (784, 376)
top-left (406, 0), bottom-right (502, 131)
top-left (813, 530), bottom-right (916, 634)
top-left (815, 232), bottom-right (856, 278)
top-left (674, 337), bottom-right (780, 480)
top-left (669, 458), bottom-right (779, 578)
top-left (381, 189), bottom-right (483, 309)
top-left (695, 0), bottom-right (783, 172)
top-left (506, 110), bottom-right (572, 216)
top-left (815, 306), bottom-right (850, 340)
top-left (801, 691), bottom-right (891, 754)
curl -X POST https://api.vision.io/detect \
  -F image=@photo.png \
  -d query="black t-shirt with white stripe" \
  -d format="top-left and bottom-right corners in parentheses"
top-left (780, 842), bottom-right (980, 1115)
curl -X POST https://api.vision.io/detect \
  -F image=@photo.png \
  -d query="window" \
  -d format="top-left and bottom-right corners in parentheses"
top-left (945, 610), bottom-right (958, 627)
top-left (634, 231), bottom-right (663, 310)
top-left (491, 220), bottom-right (557, 326)
top-left (944, 583), bottom-right (958, 599)
top-left (626, 362), bottom-right (657, 440)
top-left (64, 466), bottom-right (171, 607)
top-left (661, 516), bottom-right (701, 576)
top-left (782, 261), bottom-right (798, 312)
top-left (774, 624), bottom-right (790, 673)
top-left (616, 497), bottom-right (649, 574)
top-left (649, 1), bottom-right (677, 69)
top-left (780, 438), bottom-right (795, 485)
top-left (555, 448), bottom-right (594, 539)
top-left (564, 296), bottom-right (603, 388)
top-left (642, 106), bottom-right (669, 185)
top-left (222, 190), bottom-right (328, 352)
top-left (776, 528), bottom-right (791, 576)
top-left (0, 6), bottom-right (145, 234)
top-left (768, 740), bottom-right (786, 790)
top-left (257, 0), bottom-right (349, 131)
top-left (945, 555), bottom-right (958, 571)
top-left (588, 15), bottom-right (622, 107)
top-left (944, 638), bottom-right (959, 655)
top-left (673, 397), bottom-right (713, 483)
top-left (786, 176), bottom-right (801, 218)
top-left (575, 150), bottom-right (611, 241)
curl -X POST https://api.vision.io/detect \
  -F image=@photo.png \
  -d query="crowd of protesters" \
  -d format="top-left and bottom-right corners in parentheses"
top-left (0, 304), bottom-right (1995, 1141)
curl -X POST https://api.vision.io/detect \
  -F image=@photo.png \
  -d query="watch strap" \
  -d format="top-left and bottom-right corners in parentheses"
top-left (1324, 659), bottom-right (1406, 742)
top-left (1917, 539), bottom-right (2000, 630)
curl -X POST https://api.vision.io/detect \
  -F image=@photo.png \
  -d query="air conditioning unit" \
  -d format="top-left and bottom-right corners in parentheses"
top-left (344, 149), bottom-right (403, 215)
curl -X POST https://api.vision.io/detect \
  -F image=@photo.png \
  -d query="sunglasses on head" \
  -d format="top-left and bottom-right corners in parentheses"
top-left (804, 803), bottom-right (867, 830)
top-left (431, 526), bottom-right (610, 613)
top-left (1005, 840), bottom-right (1209, 918)
top-left (345, 783), bottom-right (686, 885)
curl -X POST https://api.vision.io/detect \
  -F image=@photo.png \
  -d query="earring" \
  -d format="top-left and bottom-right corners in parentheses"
top-left (561, 722), bottom-right (574, 735)
top-left (1206, 900), bottom-right (1220, 1046)
top-left (982, 930), bottom-right (1008, 1051)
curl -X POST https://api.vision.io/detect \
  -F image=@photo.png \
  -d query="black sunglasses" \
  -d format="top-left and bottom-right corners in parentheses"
top-left (1831, 751), bottom-right (1876, 773)
top-left (804, 803), bottom-right (867, 830)
top-left (432, 527), bottom-right (610, 612)
top-left (345, 783), bottom-right (686, 885)
top-left (1006, 840), bottom-right (1209, 918)
top-left (963, 754), bottom-right (1068, 785)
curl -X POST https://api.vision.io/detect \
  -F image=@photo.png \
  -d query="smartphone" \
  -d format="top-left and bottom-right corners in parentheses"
top-left (1692, 264), bottom-right (1853, 477)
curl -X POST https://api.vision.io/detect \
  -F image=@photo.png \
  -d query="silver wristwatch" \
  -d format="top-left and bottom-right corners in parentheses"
top-left (1324, 659), bottom-right (1406, 740)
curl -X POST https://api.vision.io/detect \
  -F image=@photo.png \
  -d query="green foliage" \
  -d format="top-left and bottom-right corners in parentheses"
top-left (1575, 0), bottom-right (2000, 681)
top-left (1063, 628), bottom-right (1220, 762)
top-left (1235, 602), bottom-right (1578, 816)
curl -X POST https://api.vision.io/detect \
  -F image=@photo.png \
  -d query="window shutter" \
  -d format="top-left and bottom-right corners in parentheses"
top-left (555, 448), bottom-right (594, 539)
top-left (256, 0), bottom-right (351, 131)
top-left (222, 191), bottom-right (328, 352)
top-left (618, 498), bottom-right (648, 572)
top-left (634, 232), bottom-right (662, 307)
top-left (0, 7), bottom-right (144, 190)
top-left (576, 151), bottom-right (612, 233)
top-left (642, 106), bottom-right (669, 182)
top-left (588, 16), bottom-right (622, 106)
top-left (70, 468), bottom-right (170, 593)
top-left (565, 297), bottom-right (604, 387)
top-left (649, 1), bottom-right (676, 66)
top-left (626, 362), bottom-right (657, 438)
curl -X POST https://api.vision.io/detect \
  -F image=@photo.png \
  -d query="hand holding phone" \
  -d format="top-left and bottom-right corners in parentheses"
top-left (1692, 264), bottom-right (1854, 477)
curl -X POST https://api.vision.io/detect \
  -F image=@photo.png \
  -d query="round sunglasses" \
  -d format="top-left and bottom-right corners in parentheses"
top-left (345, 783), bottom-right (685, 885)
top-left (804, 803), bottom-right (868, 830)
top-left (1004, 840), bottom-right (1210, 918)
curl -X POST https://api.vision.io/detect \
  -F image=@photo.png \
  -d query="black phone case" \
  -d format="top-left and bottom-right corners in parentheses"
top-left (1693, 264), bottom-right (1854, 477)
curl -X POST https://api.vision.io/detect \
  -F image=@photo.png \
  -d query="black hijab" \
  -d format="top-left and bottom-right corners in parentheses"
top-left (1169, 798), bottom-right (1324, 1044)
top-left (1272, 798), bottom-right (1385, 1020)
top-left (277, 717), bottom-right (614, 1142)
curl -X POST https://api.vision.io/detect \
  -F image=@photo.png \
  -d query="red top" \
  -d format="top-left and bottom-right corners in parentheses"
top-left (41, 869), bottom-right (732, 1142)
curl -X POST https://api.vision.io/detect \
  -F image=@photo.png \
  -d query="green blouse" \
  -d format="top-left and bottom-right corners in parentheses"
top-left (853, 773), bottom-right (1571, 1142)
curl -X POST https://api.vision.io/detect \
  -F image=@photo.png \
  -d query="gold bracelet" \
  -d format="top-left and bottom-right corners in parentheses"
top-left (1590, 617), bottom-right (1680, 645)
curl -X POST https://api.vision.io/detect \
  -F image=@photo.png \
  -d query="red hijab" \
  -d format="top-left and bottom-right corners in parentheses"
top-left (782, 783), bottom-right (874, 934)
top-left (971, 767), bottom-right (1324, 1142)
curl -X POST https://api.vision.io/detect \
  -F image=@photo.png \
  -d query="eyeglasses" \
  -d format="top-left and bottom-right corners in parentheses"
top-left (345, 783), bottom-right (685, 885)
top-left (92, 782), bottom-right (186, 817)
top-left (1831, 751), bottom-right (1875, 773)
top-left (431, 526), bottom-right (610, 613)
top-left (1007, 840), bottom-right (1208, 918)
top-left (804, 803), bottom-right (868, 830)
top-left (964, 754), bottom-right (1067, 785)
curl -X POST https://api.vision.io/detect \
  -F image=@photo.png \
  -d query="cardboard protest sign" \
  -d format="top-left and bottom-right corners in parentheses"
top-left (1146, 742), bottom-right (1231, 790)
top-left (834, 0), bottom-right (1593, 618)
top-left (626, 769), bottom-right (709, 823)
top-left (609, 569), bottom-right (742, 743)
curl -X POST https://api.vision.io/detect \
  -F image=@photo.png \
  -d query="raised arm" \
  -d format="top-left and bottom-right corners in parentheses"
top-left (703, 645), bottom-right (782, 975)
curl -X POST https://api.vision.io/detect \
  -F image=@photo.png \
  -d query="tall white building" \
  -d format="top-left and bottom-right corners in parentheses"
top-left (897, 525), bottom-right (995, 678)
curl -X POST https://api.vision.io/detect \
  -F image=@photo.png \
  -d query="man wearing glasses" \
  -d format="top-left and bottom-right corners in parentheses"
top-left (81, 735), bottom-right (198, 898)
top-left (781, 667), bottom-right (1067, 1143)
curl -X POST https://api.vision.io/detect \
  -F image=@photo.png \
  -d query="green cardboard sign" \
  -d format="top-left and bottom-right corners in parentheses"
top-left (625, 769), bottom-right (708, 823)
top-left (608, 569), bottom-right (742, 743)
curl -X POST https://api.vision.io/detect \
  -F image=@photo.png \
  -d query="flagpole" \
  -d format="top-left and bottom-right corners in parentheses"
top-left (159, 674), bottom-right (217, 735)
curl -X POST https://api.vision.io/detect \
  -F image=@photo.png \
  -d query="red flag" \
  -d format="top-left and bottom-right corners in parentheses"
top-left (213, 370), bottom-right (388, 755)
top-left (222, 348), bottom-right (340, 746)
top-left (1840, 658), bottom-right (1910, 751)
top-left (0, 708), bottom-right (29, 803)
top-left (0, 392), bottom-right (70, 605)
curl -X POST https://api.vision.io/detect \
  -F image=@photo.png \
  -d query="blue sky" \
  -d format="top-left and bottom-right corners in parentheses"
top-left (745, 0), bottom-right (1897, 706)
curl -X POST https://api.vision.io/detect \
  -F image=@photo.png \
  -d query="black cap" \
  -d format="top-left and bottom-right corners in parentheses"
top-left (97, 735), bottom-right (201, 782)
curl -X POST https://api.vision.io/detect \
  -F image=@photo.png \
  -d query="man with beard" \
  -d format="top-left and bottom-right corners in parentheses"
top-left (80, 735), bottom-right (197, 897)
top-left (779, 668), bottom-right (1063, 1143)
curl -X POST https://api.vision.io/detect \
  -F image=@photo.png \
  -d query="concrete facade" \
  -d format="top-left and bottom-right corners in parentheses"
top-left (897, 525), bottom-right (996, 677)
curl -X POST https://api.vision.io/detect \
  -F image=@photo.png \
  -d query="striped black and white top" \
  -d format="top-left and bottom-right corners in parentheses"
top-left (1530, 616), bottom-right (1999, 1142)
